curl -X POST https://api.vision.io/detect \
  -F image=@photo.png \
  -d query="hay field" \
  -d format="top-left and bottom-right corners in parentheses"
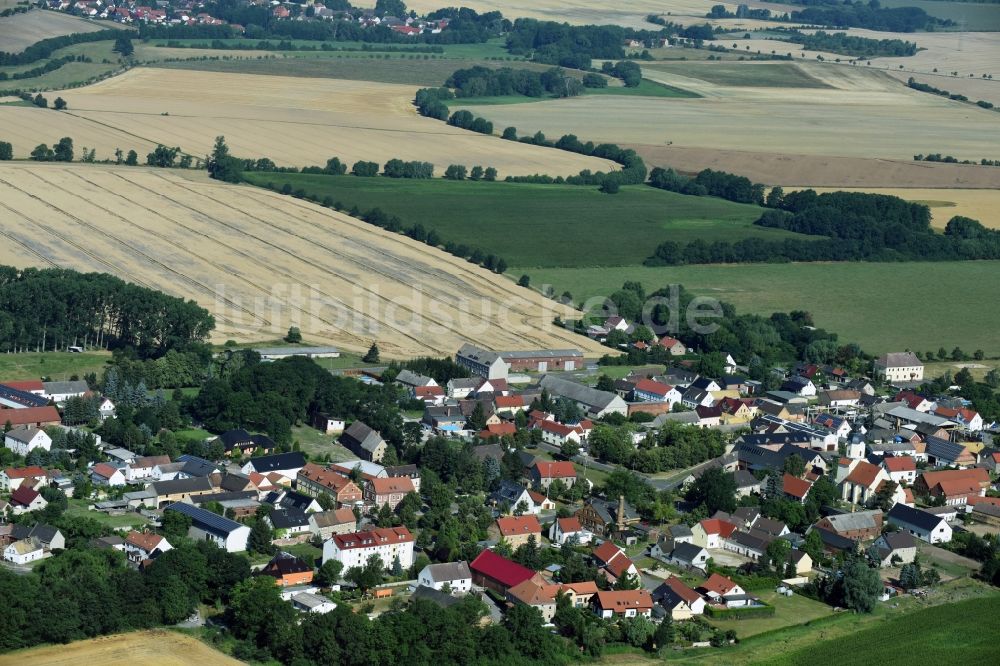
top-left (459, 60), bottom-right (1000, 164)
top-left (0, 11), bottom-right (110, 53)
top-left (887, 70), bottom-right (1000, 108)
top-left (4, 68), bottom-right (611, 176)
top-left (0, 631), bottom-right (241, 666)
top-left (406, 0), bottom-right (717, 29)
top-left (0, 162), bottom-right (606, 358)
top-left (806, 187), bottom-right (1000, 227)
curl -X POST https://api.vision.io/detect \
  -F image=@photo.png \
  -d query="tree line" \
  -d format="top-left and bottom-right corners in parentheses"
top-left (505, 18), bottom-right (670, 68)
top-left (445, 65), bottom-right (585, 99)
top-left (786, 1), bottom-right (948, 32)
top-left (0, 267), bottom-right (214, 357)
top-left (649, 166), bottom-right (764, 204)
top-left (777, 29), bottom-right (917, 57)
top-left (0, 29), bottom-right (123, 67)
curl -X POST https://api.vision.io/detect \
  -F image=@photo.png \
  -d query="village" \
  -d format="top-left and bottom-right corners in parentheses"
top-left (1, 330), bottom-right (997, 656)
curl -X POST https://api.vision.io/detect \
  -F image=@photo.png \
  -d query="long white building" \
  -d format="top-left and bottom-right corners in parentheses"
top-left (322, 526), bottom-right (414, 570)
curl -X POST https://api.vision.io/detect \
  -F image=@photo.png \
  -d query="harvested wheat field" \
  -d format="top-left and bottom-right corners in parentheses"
top-left (0, 630), bottom-right (241, 666)
top-left (3, 68), bottom-right (612, 176)
top-left (806, 187), bottom-right (1000, 227)
top-left (463, 64), bottom-right (1000, 162)
top-left (407, 0), bottom-right (717, 28)
top-left (0, 11), bottom-right (114, 53)
top-left (0, 162), bottom-right (606, 358)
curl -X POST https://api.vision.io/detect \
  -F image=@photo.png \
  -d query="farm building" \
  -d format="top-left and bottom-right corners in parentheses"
top-left (165, 502), bottom-right (252, 552)
top-left (253, 346), bottom-right (340, 361)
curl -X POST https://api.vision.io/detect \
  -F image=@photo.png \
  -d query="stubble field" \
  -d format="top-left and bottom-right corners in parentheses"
top-left (0, 68), bottom-right (613, 176)
top-left (0, 630), bottom-right (240, 665)
top-left (0, 162), bottom-right (606, 358)
top-left (0, 11), bottom-right (112, 53)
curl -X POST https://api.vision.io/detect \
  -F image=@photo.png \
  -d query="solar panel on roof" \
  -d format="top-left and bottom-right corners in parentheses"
top-left (165, 502), bottom-right (243, 534)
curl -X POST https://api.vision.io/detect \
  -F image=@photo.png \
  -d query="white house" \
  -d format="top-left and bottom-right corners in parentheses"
top-left (98, 398), bottom-right (116, 420)
top-left (124, 531), bottom-right (172, 563)
top-left (290, 592), bottom-right (337, 614)
top-left (322, 526), bottom-right (414, 570)
top-left (549, 516), bottom-right (592, 546)
top-left (536, 420), bottom-right (582, 449)
top-left (165, 502), bottom-right (251, 552)
top-left (41, 380), bottom-right (90, 403)
top-left (4, 427), bottom-right (52, 456)
top-left (3, 539), bottom-right (44, 565)
top-left (881, 456), bottom-right (917, 485)
top-left (887, 504), bottom-right (952, 544)
top-left (875, 352), bottom-right (924, 383)
top-left (90, 463), bottom-right (127, 487)
top-left (417, 561), bottom-right (472, 593)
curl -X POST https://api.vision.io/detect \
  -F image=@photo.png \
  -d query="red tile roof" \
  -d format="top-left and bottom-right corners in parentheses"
top-left (497, 515), bottom-right (541, 537)
top-left (3, 465), bottom-right (47, 479)
top-left (479, 422), bottom-right (516, 438)
top-left (634, 379), bottom-right (672, 396)
top-left (664, 576), bottom-right (702, 605)
top-left (594, 589), bottom-right (652, 612)
top-left (126, 531), bottom-right (165, 552)
top-left (0, 406), bottom-right (60, 427)
top-left (330, 526), bottom-right (413, 551)
top-left (592, 540), bottom-right (623, 565)
top-left (920, 468), bottom-right (989, 489)
top-left (10, 485), bottom-right (41, 506)
top-left (495, 396), bottom-right (524, 409)
top-left (698, 518), bottom-right (737, 538)
top-left (557, 517), bottom-right (582, 533)
top-left (368, 477), bottom-right (414, 495)
top-left (1, 380), bottom-right (43, 392)
top-left (470, 549), bottom-right (537, 588)
top-left (701, 573), bottom-right (739, 596)
top-left (782, 473), bottom-right (813, 499)
top-left (91, 463), bottom-right (120, 479)
top-left (844, 461), bottom-right (883, 488)
top-left (882, 456), bottom-right (916, 473)
top-left (533, 460), bottom-right (576, 479)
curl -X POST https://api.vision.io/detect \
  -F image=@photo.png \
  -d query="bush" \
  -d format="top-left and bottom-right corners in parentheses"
top-left (352, 160), bottom-right (379, 177)
top-left (0, 141), bottom-right (12, 160)
top-left (582, 73), bottom-right (608, 88)
top-left (444, 164), bottom-right (467, 180)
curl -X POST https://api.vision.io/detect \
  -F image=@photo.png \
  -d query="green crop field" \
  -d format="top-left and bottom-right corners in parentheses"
top-left (523, 260), bottom-right (1000, 356)
top-left (242, 175), bottom-right (816, 269)
top-left (643, 62), bottom-right (832, 88)
top-left (0, 350), bottom-right (110, 381)
top-left (768, 594), bottom-right (1000, 665)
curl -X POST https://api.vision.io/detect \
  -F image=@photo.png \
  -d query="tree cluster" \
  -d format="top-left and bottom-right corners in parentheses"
top-left (446, 65), bottom-right (583, 98)
top-left (789, 3), bottom-right (947, 33)
top-left (779, 29), bottom-right (917, 57)
top-left (0, 29), bottom-right (124, 67)
top-left (648, 166), bottom-right (764, 204)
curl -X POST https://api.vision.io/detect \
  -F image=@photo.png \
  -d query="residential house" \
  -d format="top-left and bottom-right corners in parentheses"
top-left (296, 463), bottom-right (364, 506)
top-left (887, 504), bottom-right (952, 544)
top-left (125, 455), bottom-right (170, 483)
top-left (537, 375), bottom-right (628, 418)
top-left (723, 529), bottom-right (773, 562)
top-left (632, 379), bottom-right (681, 407)
top-left (90, 463), bottom-right (127, 487)
top-left (3, 538), bottom-right (44, 564)
top-left (814, 510), bottom-right (883, 541)
top-left (535, 421), bottom-right (582, 450)
top-left (549, 516), bottom-right (591, 545)
top-left (148, 477), bottom-right (216, 508)
top-left (934, 406), bottom-right (983, 432)
top-left (529, 460), bottom-right (577, 490)
top-left (469, 548), bottom-right (543, 594)
top-left (877, 455), bottom-right (914, 485)
top-left (165, 502), bottom-right (252, 552)
top-left (781, 376), bottom-right (816, 397)
top-left (4, 427), bottom-right (52, 456)
top-left (915, 468), bottom-right (989, 505)
top-left (10, 524), bottom-right (64, 551)
top-left (394, 369), bottom-right (437, 391)
top-left (592, 590), bottom-right (653, 619)
top-left (309, 508), bottom-right (357, 540)
top-left (652, 577), bottom-right (706, 620)
top-left (385, 464), bottom-right (421, 493)
top-left (290, 592), bottom-right (337, 614)
top-left (322, 526), bottom-right (414, 569)
top-left (10, 486), bottom-right (47, 514)
top-left (259, 552), bottom-right (314, 587)
top-left (446, 377), bottom-right (481, 400)
top-left (874, 352), bottom-right (923, 383)
top-left (267, 509), bottom-right (312, 538)
top-left (418, 561), bottom-right (472, 593)
top-left (365, 476), bottom-right (415, 511)
top-left (650, 524), bottom-right (695, 562)
top-left (873, 531), bottom-right (917, 567)
top-left (312, 413), bottom-right (346, 435)
top-left (497, 515), bottom-right (542, 548)
top-left (41, 379), bottom-right (89, 403)
top-left (591, 540), bottom-right (638, 584)
top-left (788, 549), bottom-right (813, 575)
top-left (780, 473), bottom-right (813, 504)
top-left (216, 429), bottom-right (277, 457)
top-left (0, 466), bottom-right (48, 492)
top-left (818, 389), bottom-right (861, 409)
top-left (699, 573), bottom-right (751, 607)
top-left (692, 518), bottom-right (738, 549)
top-left (662, 541), bottom-right (710, 571)
top-left (456, 344), bottom-right (508, 380)
top-left (695, 405), bottom-right (723, 427)
top-left (507, 579), bottom-right (597, 623)
top-left (656, 336), bottom-right (686, 356)
top-left (124, 531), bottom-right (172, 564)
top-left (339, 421), bottom-right (388, 462)
top-left (734, 469), bottom-right (764, 497)
top-left (242, 452), bottom-right (306, 482)
top-left (490, 480), bottom-right (541, 515)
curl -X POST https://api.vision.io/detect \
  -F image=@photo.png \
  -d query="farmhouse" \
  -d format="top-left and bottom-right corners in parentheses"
top-left (297, 463), bottom-right (364, 505)
top-left (592, 590), bottom-right (653, 619)
top-left (308, 508), bottom-right (357, 540)
top-left (418, 561), bottom-right (472, 593)
top-left (339, 421), bottom-right (388, 462)
top-left (456, 344), bottom-right (508, 380)
top-left (874, 352), bottom-right (923, 383)
top-left (499, 348), bottom-right (583, 373)
top-left (496, 515), bottom-right (542, 548)
top-left (252, 346), bottom-right (340, 361)
top-left (322, 526), bottom-right (414, 570)
top-left (652, 577), bottom-right (705, 620)
top-left (874, 531), bottom-right (918, 567)
top-left (164, 502), bottom-right (252, 552)
top-left (470, 548), bottom-right (542, 594)
top-left (538, 375), bottom-right (628, 418)
top-left (4, 538), bottom-right (44, 565)
top-left (4, 427), bottom-right (52, 456)
top-left (887, 503), bottom-right (952, 544)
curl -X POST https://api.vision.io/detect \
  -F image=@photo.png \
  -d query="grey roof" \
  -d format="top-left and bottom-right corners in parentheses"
top-left (729, 530), bottom-right (771, 552)
top-left (269, 508), bottom-right (310, 530)
top-left (490, 480), bottom-right (528, 506)
top-left (751, 517), bottom-right (786, 536)
top-left (176, 455), bottom-right (220, 477)
top-left (248, 452), bottom-right (306, 473)
top-left (165, 502), bottom-right (246, 535)
top-left (925, 436), bottom-right (968, 462)
top-left (11, 523), bottom-right (61, 544)
top-left (291, 592), bottom-right (334, 610)
top-left (877, 352), bottom-right (921, 368)
top-left (813, 527), bottom-right (856, 551)
top-left (822, 510), bottom-right (881, 533)
top-left (887, 504), bottom-right (945, 532)
top-left (422, 561), bottom-right (471, 583)
top-left (650, 411), bottom-right (700, 427)
top-left (457, 343), bottom-right (502, 365)
top-left (448, 377), bottom-right (481, 389)
top-left (972, 503), bottom-right (1000, 519)
top-left (499, 349), bottom-right (582, 359)
top-left (395, 369), bottom-right (435, 387)
top-left (42, 380), bottom-right (89, 395)
top-left (538, 375), bottom-right (621, 412)
top-left (151, 477), bottom-right (214, 496)
top-left (5, 427), bottom-right (45, 443)
top-left (885, 406), bottom-right (954, 428)
top-left (733, 469), bottom-right (761, 489)
top-left (670, 541), bottom-right (706, 563)
top-left (668, 524), bottom-right (693, 539)
top-left (192, 491), bottom-right (258, 505)
top-left (587, 498), bottom-right (639, 524)
top-left (340, 421), bottom-right (385, 454)
top-left (253, 346), bottom-right (339, 356)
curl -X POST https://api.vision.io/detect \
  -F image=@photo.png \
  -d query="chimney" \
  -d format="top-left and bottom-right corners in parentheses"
top-left (617, 494), bottom-right (626, 531)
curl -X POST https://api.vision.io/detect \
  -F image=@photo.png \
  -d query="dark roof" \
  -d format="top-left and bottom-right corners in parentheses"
top-left (175, 455), bottom-right (218, 477)
top-left (191, 490), bottom-right (258, 505)
top-left (924, 436), bottom-right (969, 462)
top-left (411, 584), bottom-right (462, 608)
top-left (249, 451), bottom-right (306, 473)
top-left (261, 552), bottom-right (312, 577)
top-left (11, 523), bottom-right (60, 544)
top-left (165, 502), bottom-right (246, 535)
top-left (151, 477), bottom-right (214, 496)
top-left (275, 490), bottom-right (316, 512)
top-left (269, 508), bottom-right (311, 529)
top-left (813, 527), bottom-right (855, 552)
top-left (217, 429), bottom-right (275, 452)
top-left (0, 384), bottom-right (50, 408)
top-left (887, 504), bottom-right (945, 532)
top-left (670, 541), bottom-right (706, 563)
top-left (737, 433), bottom-right (812, 447)
top-left (340, 421), bottom-right (385, 454)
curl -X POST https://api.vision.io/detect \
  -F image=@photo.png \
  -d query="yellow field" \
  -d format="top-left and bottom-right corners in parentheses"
top-left (459, 61), bottom-right (1000, 162)
top-left (0, 162), bottom-right (606, 358)
top-left (0, 11), bottom-right (110, 53)
top-left (806, 187), bottom-right (1000, 228)
top-left (0, 68), bottom-right (612, 177)
top-left (0, 630), bottom-right (241, 666)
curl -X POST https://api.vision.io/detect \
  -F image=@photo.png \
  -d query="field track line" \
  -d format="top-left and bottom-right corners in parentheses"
top-left (0, 201), bottom-right (60, 268)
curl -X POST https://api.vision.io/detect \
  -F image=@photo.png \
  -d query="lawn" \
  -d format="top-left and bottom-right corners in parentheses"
top-left (291, 425), bottom-right (355, 462)
top-left (521, 261), bottom-right (1000, 356)
top-left (766, 593), bottom-right (1000, 666)
top-left (707, 589), bottom-right (834, 639)
top-left (242, 175), bottom-right (815, 269)
top-left (65, 498), bottom-right (150, 530)
top-left (0, 350), bottom-right (110, 381)
top-left (280, 541), bottom-right (324, 567)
